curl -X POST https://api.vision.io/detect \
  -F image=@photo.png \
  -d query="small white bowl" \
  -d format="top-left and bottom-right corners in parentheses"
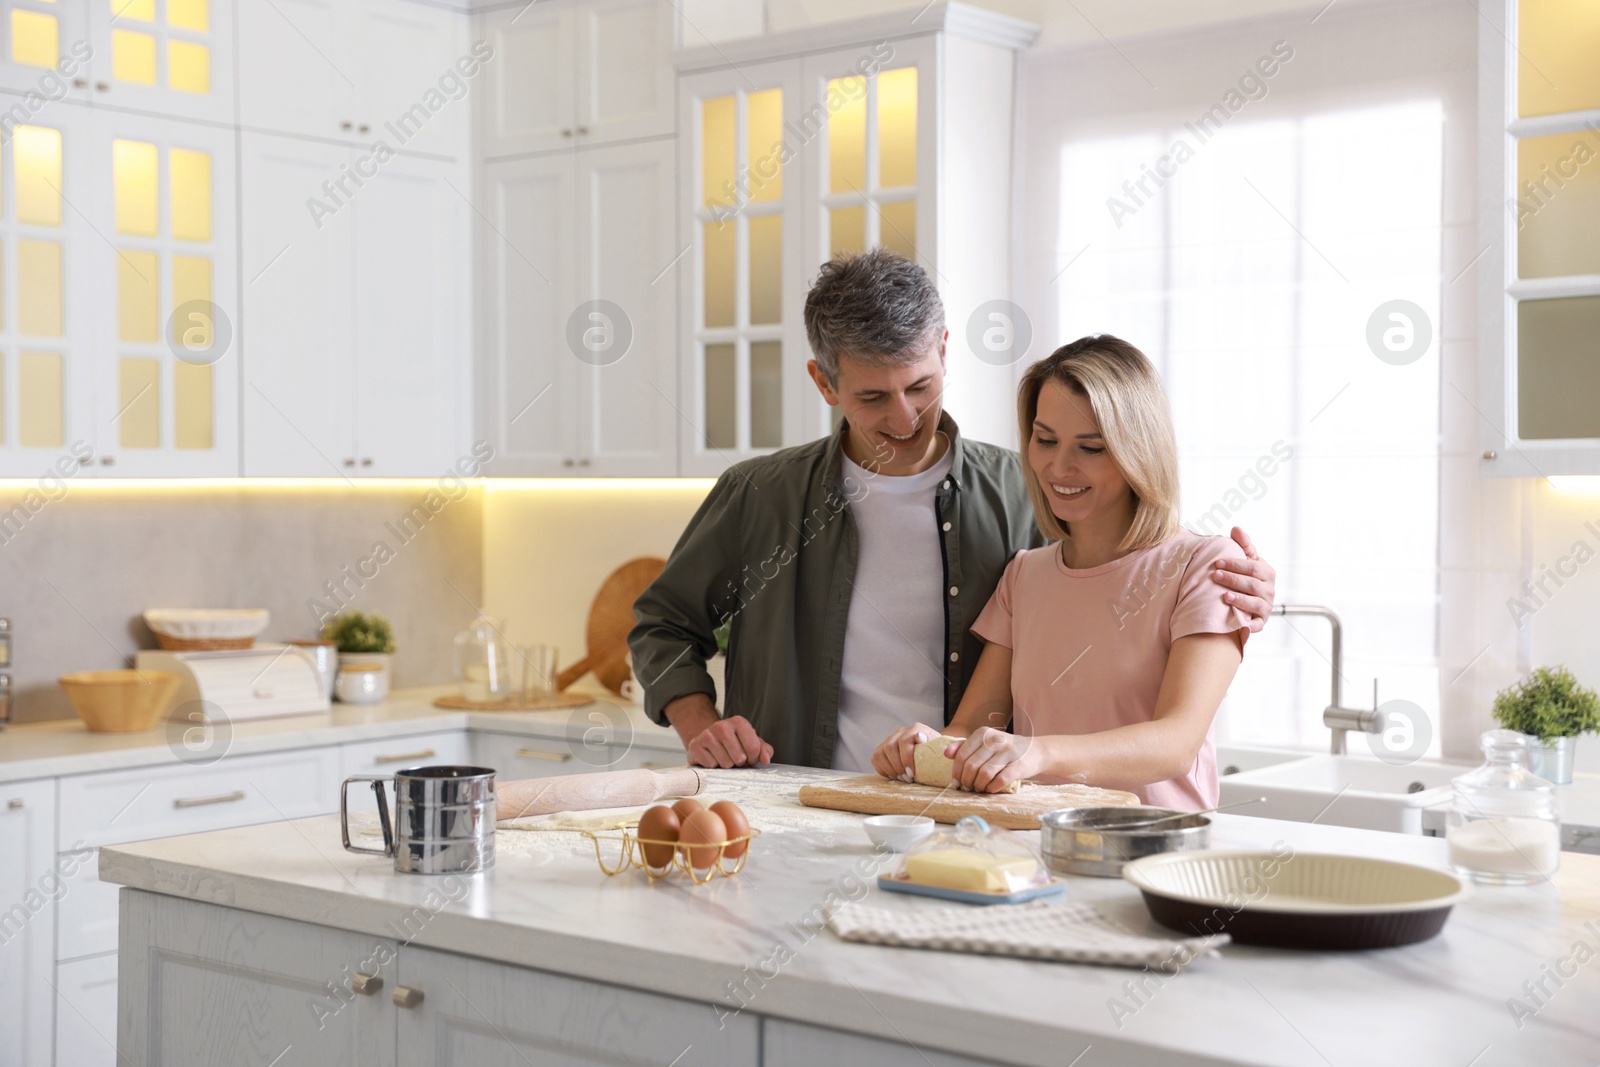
top-left (864, 814), bottom-right (936, 852)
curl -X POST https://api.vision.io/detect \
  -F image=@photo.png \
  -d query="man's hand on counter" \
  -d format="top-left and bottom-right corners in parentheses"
top-left (663, 693), bottom-right (773, 768)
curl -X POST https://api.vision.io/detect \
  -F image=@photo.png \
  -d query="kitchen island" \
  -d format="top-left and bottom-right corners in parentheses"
top-left (101, 766), bottom-right (1600, 1067)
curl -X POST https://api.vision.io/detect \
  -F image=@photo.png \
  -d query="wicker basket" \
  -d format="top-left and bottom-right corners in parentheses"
top-left (144, 608), bottom-right (269, 651)
top-left (153, 633), bottom-right (256, 651)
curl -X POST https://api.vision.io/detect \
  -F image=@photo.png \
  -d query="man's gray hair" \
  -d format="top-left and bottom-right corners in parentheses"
top-left (803, 248), bottom-right (945, 384)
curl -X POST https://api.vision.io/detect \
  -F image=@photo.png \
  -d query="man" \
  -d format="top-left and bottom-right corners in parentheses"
top-left (629, 249), bottom-right (1276, 769)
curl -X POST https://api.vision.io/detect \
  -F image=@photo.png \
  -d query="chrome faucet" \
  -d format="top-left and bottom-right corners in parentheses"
top-left (1271, 605), bottom-right (1385, 755)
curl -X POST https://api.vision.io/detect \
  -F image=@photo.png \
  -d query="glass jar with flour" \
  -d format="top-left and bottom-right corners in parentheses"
top-left (1446, 729), bottom-right (1561, 885)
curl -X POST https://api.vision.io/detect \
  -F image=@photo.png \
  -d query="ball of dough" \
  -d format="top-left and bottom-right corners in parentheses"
top-left (912, 734), bottom-right (1020, 793)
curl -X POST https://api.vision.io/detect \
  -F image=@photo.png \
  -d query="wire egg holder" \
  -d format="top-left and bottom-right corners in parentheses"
top-left (581, 825), bottom-right (762, 884)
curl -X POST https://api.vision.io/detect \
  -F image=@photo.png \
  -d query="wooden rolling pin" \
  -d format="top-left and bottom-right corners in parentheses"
top-left (496, 767), bottom-right (706, 821)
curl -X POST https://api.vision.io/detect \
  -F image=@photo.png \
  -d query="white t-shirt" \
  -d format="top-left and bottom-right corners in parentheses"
top-left (830, 444), bottom-right (955, 772)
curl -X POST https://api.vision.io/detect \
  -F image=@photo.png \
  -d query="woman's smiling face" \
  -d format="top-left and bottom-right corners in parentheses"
top-left (1028, 379), bottom-right (1133, 527)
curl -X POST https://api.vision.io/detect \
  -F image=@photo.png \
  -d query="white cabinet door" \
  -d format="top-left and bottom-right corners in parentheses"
top-left (479, 153), bottom-right (578, 473)
top-left (354, 0), bottom-right (472, 161)
top-left (574, 0), bottom-right (675, 146)
top-left (764, 1018), bottom-right (1015, 1067)
top-left (351, 151), bottom-right (470, 476)
top-left (120, 890), bottom-right (398, 1067)
top-left (574, 138), bottom-right (679, 476)
top-left (0, 779), bottom-right (55, 1067)
top-left (396, 944), bottom-right (759, 1067)
top-left (0, 0), bottom-right (91, 98)
top-left (240, 131), bottom-right (358, 476)
top-left (86, 0), bottom-right (235, 124)
top-left (476, 0), bottom-right (576, 158)
top-left (88, 108), bottom-right (240, 477)
top-left (237, 0), bottom-right (356, 144)
top-left (54, 951), bottom-right (118, 1067)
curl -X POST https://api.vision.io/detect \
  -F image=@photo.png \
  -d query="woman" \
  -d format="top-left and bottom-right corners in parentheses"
top-left (870, 335), bottom-right (1248, 808)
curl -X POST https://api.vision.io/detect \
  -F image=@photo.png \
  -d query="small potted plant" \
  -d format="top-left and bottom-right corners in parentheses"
top-left (323, 611), bottom-right (397, 704)
top-left (1491, 665), bottom-right (1599, 784)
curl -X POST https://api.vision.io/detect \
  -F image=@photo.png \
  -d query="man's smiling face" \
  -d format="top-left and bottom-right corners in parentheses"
top-left (808, 331), bottom-right (949, 477)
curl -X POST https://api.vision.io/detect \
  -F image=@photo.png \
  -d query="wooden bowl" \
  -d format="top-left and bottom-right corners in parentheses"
top-left (59, 670), bottom-right (181, 733)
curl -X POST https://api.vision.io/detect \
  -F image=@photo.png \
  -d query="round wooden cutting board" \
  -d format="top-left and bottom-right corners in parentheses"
top-left (555, 556), bottom-right (665, 695)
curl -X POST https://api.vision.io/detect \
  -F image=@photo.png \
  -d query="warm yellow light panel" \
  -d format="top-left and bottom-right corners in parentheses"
top-left (746, 88), bottom-right (783, 204)
top-left (169, 147), bottom-right (211, 240)
top-left (172, 254), bottom-right (211, 307)
top-left (827, 76), bottom-right (866, 194)
top-left (167, 0), bottom-right (208, 31)
top-left (112, 28), bottom-right (158, 85)
top-left (703, 343), bottom-right (735, 449)
top-left (830, 205), bottom-right (865, 257)
top-left (117, 250), bottom-right (160, 342)
top-left (748, 213), bottom-right (781, 326)
top-left (17, 240), bottom-right (63, 337)
top-left (18, 352), bottom-right (63, 448)
top-left (1518, 0), bottom-right (1600, 118)
top-left (703, 220), bottom-right (735, 329)
top-left (1517, 129), bottom-right (1600, 278)
top-left (879, 199), bottom-right (916, 261)
top-left (15, 126), bottom-right (63, 226)
top-left (0, 240), bottom-right (5, 333)
top-left (174, 362), bottom-right (212, 449)
top-left (115, 0), bottom-right (156, 23)
top-left (168, 39), bottom-right (208, 94)
top-left (877, 67), bottom-right (917, 188)
top-left (701, 95), bottom-right (735, 207)
top-left (118, 357), bottom-right (160, 448)
top-left (114, 139), bottom-right (159, 236)
top-left (11, 10), bottom-right (58, 68)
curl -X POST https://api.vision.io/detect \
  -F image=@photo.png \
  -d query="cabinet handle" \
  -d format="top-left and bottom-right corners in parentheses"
top-left (1482, 451), bottom-right (1497, 460)
top-left (173, 790), bottom-right (246, 809)
top-left (358, 123), bottom-right (370, 134)
top-left (577, 458), bottom-right (590, 467)
top-left (351, 973), bottom-right (383, 996)
top-left (95, 81), bottom-right (109, 92)
top-left (6, 798), bottom-right (23, 810)
top-left (100, 456), bottom-right (115, 466)
top-left (341, 120), bottom-right (353, 131)
top-left (576, 125), bottom-right (589, 135)
top-left (392, 986), bottom-right (424, 1009)
top-left (361, 458), bottom-right (373, 467)
top-left (374, 748), bottom-right (435, 765)
top-left (72, 77), bottom-right (87, 88)
top-left (514, 748), bottom-right (571, 762)
top-left (343, 458), bottom-right (356, 468)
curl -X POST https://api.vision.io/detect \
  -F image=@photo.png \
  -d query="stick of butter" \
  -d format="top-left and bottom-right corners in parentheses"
top-left (912, 735), bottom-right (1021, 793)
top-left (903, 849), bottom-right (1038, 893)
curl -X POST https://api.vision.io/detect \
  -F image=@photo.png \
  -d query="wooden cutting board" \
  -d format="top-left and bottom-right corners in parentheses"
top-left (798, 775), bottom-right (1141, 830)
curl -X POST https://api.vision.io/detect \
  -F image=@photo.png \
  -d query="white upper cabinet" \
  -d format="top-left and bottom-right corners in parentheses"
top-left (1479, 0), bottom-right (1600, 474)
top-left (478, 0), bottom-right (674, 158)
top-left (0, 0), bottom-right (91, 99)
top-left (480, 139), bottom-right (678, 476)
top-left (675, 9), bottom-right (1037, 476)
top-left (87, 0), bottom-right (235, 124)
top-left (239, 0), bottom-right (471, 159)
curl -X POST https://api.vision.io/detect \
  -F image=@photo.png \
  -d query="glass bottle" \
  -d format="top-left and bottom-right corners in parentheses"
top-left (453, 616), bottom-right (514, 703)
top-left (1446, 729), bottom-right (1561, 885)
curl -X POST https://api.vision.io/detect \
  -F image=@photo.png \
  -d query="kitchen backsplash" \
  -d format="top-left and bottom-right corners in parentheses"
top-left (0, 485), bottom-right (483, 723)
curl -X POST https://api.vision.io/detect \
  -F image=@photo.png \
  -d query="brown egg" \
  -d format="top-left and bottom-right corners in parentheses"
top-left (671, 797), bottom-right (704, 822)
top-left (636, 805), bottom-right (681, 868)
top-left (679, 808), bottom-right (727, 870)
top-left (709, 801), bottom-right (750, 860)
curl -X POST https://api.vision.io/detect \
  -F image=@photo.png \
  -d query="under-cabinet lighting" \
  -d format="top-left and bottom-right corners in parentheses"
top-left (0, 478), bottom-right (717, 492)
top-left (1544, 477), bottom-right (1600, 496)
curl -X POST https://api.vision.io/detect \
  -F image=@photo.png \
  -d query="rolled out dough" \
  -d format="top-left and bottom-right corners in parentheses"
top-left (912, 734), bottom-right (1021, 793)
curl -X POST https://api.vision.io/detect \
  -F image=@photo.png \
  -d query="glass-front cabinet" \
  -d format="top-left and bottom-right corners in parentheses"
top-left (677, 13), bottom-right (1032, 476)
top-left (1480, 0), bottom-right (1600, 474)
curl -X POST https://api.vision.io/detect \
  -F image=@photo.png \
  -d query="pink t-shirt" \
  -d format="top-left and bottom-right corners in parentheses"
top-left (971, 529), bottom-right (1250, 809)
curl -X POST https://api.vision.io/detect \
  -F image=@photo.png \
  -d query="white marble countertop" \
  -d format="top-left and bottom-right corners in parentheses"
top-left (100, 765), bottom-right (1600, 1067)
top-left (0, 685), bottom-right (683, 782)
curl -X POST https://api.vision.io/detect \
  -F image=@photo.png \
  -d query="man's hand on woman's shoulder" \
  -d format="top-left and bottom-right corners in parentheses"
top-left (1212, 526), bottom-right (1277, 633)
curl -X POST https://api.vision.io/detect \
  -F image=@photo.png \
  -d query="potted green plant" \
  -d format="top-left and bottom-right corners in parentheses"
top-left (322, 611), bottom-right (397, 704)
top-left (1491, 665), bottom-right (1599, 784)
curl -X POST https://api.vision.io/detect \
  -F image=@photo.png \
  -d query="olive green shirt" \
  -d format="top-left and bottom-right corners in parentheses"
top-left (628, 413), bottom-right (1044, 769)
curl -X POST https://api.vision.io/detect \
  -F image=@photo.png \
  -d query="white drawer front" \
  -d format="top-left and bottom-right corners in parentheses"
top-left (471, 732), bottom-right (588, 779)
top-left (56, 952), bottom-right (120, 1067)
top-left (59, 747), bottom-right (341, 851)
top-left (58, 848), bottom-right (120, 962)
top-left (339, 731), bottom-right (470, 776)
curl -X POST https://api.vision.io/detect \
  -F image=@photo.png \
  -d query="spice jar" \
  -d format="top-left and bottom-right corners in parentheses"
top-left (1446, 729), bottom-right (1561, 885)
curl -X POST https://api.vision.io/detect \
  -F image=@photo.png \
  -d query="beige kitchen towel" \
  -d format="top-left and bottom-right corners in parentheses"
top-left (825, 899), bottom-right (1223, 970)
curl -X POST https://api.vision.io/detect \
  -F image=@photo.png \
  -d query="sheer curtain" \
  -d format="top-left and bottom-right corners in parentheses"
top-left (1015, 2), bottom-right (1484, 755)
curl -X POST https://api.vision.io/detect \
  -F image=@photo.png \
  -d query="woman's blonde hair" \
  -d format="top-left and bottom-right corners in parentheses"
top-left (1016, 335), bottom-right (1180, 552)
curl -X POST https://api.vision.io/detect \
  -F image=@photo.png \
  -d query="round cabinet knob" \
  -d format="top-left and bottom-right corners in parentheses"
top-left (6, 798), bottom-right (23, 810)
top-left (72, 77), bottom-right (87, 88)
top-left (562, 458), bottom-right (575, 467)
top-left (341, 121), bottom-right (353, 131)
top-left (577, 458), bottom-right (590, 467)
top-left (358, 124), bottom-right (370, 134)
top-left (560, 128), bottom-right (573, 137)
top-left (1482, 450), bottom-right (1497, 460)
top-left (100, 456), bottom-right (114, 466)
top-left (350, 973), bottom-right (383, 996)
top-left (95, 81), bottom-right (109, 92)
top-left (392, 986), bottom-right (424, 1009)
top-left (343, 458), bottom-right (356, 468)
top-left (576, 126), bottom-right (589, 135)
top-left (360, 458), bottom-right (373, 467)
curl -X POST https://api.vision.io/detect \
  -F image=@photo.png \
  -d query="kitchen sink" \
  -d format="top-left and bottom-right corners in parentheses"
top-left (1218, 754), bottom-right (1471, 834)
top-left (1215, 744), bottom-right (1313, 776)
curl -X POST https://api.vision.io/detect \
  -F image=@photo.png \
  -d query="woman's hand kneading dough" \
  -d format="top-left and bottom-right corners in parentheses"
top-left (870, 723), bottom-right (955, 784)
